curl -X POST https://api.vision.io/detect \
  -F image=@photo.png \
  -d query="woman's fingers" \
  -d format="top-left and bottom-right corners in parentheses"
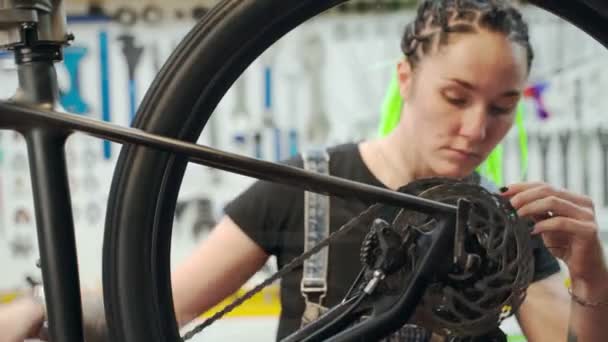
top-left (506, 183), bottom-right (594, 212)
top-left (532, 216), bottom-right (598, 238)
top-left (517, 195), bottom-right (595, 222)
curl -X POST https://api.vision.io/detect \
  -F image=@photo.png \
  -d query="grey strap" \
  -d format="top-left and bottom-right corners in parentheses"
top-left (300, 147), bottom-right (331, 324)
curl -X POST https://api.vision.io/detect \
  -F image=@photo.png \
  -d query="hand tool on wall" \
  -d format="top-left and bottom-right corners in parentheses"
top-left (260, 47), bottom-right (282, 161)
top-left (522, 130), bottom-right (533, 181)
top-left (231, 74), bottom-right (251, 156)
top-left (537, 133), bottom-right (551, 182)
top-left (85, 202), bottom-right (102, 226)
top-left (117, 34), bottom-right (145, 125)
top-left (333, 18), bottom-right (349, 41)
top-left (387, 0), bottom-right (402, 11)
top-left (151, 42), bottom-right (162, 74)
top-left (174, 9), bottom-right (186, 20)
top-left (285, 72), bottom-right (300, 157)
top-left (99, 30), bottom-right (112, 160)
top-left (192, 198), bottom-right (216, 239)
top-left (113, 6), bottom-right (138, 26)
top-left (558, 129), bottom-right (571, 189)
top-left (301, 34), bottom-right (331, 146)
top-left (206, 111), bottom-right (222, 184)
top-left (9, 235), bottom-right (33, 258)
top-left (354, 0), bottom-right (372, 13)
top-left (60, 45), bottom-right (89, 114)
top-left (14, 208), bottom-right (31, 225)
top-left (573, 78), bottom-right (591, 195)
top-left (555, 19), bottom-right (565, 75)
top-left (192, 5), bottom-right (210, 20)
top-left (254, 132), bottom-right (263, 159)
top-left (523, 82), bottom-right (550, 120)
top-left (499, 137), bottom-right (510, 185)
top-left (141, 5), bottom-right (164, 25)
top-left (580, 131), bottom-right (591, 196)
top-left (335, 2), bottom-right (350, 14)
top-left (598, 128), bottom-right (608, 207)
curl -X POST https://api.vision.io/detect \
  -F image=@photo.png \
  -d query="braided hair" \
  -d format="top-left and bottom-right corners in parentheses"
top-left (401, 0), bottom-right (533, 72)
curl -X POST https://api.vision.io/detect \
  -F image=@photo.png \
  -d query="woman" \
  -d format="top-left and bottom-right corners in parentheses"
top-left (3, 0), bottom-right (607, 341)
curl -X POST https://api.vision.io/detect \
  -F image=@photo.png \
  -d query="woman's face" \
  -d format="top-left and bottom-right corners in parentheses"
top-left (397, 29), bottom-right (529, 179)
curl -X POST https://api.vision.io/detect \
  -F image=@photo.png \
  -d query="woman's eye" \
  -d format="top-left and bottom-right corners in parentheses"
top-left (489, 105), bottom-right (514, 116)
top-left (443, 93), bottom-right (467, 106)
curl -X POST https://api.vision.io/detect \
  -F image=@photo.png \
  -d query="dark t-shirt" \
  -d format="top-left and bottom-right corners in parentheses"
top-left (224, 143), bottom-right (561, 341)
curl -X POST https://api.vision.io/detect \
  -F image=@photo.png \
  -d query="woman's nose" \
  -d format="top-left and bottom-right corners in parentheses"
top-left (459, 107), bottom-right (487, 142)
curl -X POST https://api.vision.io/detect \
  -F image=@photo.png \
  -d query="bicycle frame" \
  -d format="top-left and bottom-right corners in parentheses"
top-left (1, 0), bottom-right (607, 341)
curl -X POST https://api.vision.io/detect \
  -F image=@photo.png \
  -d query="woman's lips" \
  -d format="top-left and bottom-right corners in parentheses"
top-left (444, 148), bottom-right (481, 161)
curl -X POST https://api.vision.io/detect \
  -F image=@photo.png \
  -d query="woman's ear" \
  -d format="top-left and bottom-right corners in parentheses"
top-left (397, 59), bottom-right (413, 100)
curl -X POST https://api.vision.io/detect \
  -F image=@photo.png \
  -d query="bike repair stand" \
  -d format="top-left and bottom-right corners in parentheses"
top-left (0, 2), bottom-right (86, 342)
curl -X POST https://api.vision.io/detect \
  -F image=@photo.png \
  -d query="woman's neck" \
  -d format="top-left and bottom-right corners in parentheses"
top-left (359, 133), bottom-right (420, 190)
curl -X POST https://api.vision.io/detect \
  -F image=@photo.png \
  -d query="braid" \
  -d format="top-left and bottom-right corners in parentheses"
top-left (401, 0), bottom-right (533, 72)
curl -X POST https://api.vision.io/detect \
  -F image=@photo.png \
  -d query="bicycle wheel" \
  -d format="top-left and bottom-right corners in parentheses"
top-left (102, 1), bottom-right (344, 341)
top-left (102, 1), bottom-right (608, 342)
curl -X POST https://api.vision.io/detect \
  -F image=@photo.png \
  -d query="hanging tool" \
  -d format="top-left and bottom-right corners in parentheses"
top-left (192, 5), bottom-right (210, 20)
top-left (573, 78), bottom-right (590, 195)
top-left (175, 9), bottom-right (186, 20)
top-left (301, 34), bottom-right (331, 146)
top-left (537, 134), bottom-right (551, 182)
top-left (523, 82), bottom-right (550, 120)
top-left (151, 42), bottom-right (162, 73)
top-left (117, 34), bottom-right (145, 125)
top-left (113, 6), bottom-right (138, 26)
top-left (206, 112), bottom-right (222, 184)
top-left (285, 71), bottom-right (300, 157)
top-left (9, 235), bottom-right (33, 258)
top-left (558, 129), bottom-right (571, 189)
top-left (99, 30), bottom-right (112, 160)
top-left (192, 198), bottom-right (216, 239)
top-left (598, 128), bottom-right (608, 207)
top-left (60, 45), bottom-right (89, 114)
top-left (86, 202), bottom-right (102, 226)
top-left (254, 132), bottom-right (263, 159)
top-left (141, 5), bottom-right (164, 25)
top-left (231, 74), bottom-right (251, 156)
top-left (354, 0), bottom-right (372, 13)
top-left (260, 47), bottom-right (282, 161)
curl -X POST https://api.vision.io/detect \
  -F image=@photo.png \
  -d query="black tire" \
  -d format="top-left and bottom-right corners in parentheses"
top-left (102, 1), bottom-right (345, 341)
top-left (101, 1), bottom-right (608, 342)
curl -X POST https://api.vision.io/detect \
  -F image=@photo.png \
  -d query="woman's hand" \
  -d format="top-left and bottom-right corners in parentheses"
top-left (500, 182), bottom-right (608, 287)
top-left (0, 296), bottom-right (45, 342)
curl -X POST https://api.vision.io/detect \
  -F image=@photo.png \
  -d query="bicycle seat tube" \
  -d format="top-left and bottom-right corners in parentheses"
top-left (0, 1), bottom-right (85, 341)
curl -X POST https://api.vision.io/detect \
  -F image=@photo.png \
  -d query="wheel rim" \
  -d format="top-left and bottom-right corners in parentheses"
top-left (103, 1), bottom-right (346, 341)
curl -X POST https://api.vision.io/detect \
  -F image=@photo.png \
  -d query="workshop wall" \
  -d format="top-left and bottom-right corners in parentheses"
top-left (1, 1), bottom-right (608, 341)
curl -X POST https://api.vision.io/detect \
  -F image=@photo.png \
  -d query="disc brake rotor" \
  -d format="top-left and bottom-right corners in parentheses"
top-left (390, 177), bottom-right (535, 338)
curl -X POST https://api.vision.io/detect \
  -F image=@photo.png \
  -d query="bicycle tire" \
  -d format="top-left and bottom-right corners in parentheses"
top-left (102, 1), bottom-right (345, 341)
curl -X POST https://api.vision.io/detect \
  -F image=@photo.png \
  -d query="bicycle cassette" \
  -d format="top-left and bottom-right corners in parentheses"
top-left (388, 177), bottom-right (535, 338)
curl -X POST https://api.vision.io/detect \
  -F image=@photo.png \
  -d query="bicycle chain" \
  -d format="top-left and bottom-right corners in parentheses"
top-left (181, 203), bottom-right (383, 341)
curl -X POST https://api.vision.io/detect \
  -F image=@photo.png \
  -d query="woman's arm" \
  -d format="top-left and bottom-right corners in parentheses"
top-left (566, 253), bottom-right (608, 341)
top-left (516, 273), bottom-right (570, 341)
top-left (171, 215), bottom-right (270, 326)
